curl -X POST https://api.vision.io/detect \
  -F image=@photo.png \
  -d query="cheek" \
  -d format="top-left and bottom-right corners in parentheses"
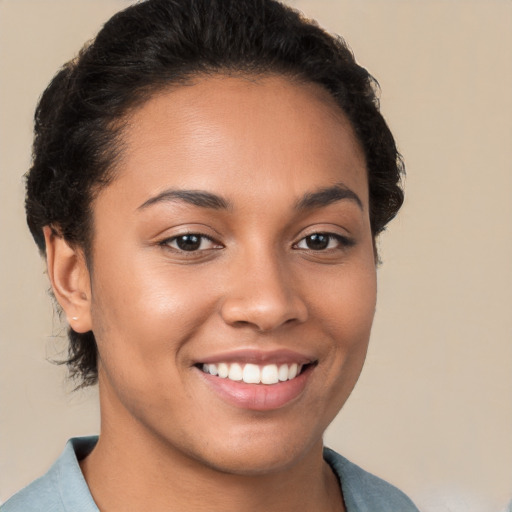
top-left (334, 263), bottom-right (376, 370)
top-left (89, 251), bottom-right (216, 377)
top-left (339, 266), bottom-right (376, 342)
top-left (305, 253), bottom-right (377, 391)
top-left (89, 261), bottom-right (211, 422)
top-left (306, 254), bottom-right (377, 340)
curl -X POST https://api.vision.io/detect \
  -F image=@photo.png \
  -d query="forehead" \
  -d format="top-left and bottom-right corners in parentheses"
top-left (108, 74), bottom-right (368, 208)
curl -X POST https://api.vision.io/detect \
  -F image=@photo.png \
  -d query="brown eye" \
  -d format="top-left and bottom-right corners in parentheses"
top-left (304, 234), bottom-right (330, 250)
top-left (175, 234), bottom-right (202, 251)
top-left (295, 233), bottom-right (353, 251)
top-left (162, 234), bottom-right (220, 252)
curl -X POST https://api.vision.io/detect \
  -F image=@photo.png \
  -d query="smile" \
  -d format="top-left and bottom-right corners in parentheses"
top-left (201, 362), bottom-right (304, 385)
top-left (196, 349), bottom-right (316, 410)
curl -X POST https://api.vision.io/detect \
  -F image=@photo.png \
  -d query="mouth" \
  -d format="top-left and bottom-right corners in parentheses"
top-left (195, 352), bottom-right (317, 411)
top-left (198, 361), bottom-right (313, 385)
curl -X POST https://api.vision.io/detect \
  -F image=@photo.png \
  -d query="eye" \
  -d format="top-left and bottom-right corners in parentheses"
top-left (294, 233), bottom-right (351, 251)
top-left (161, 233), bottom-right (221, 252)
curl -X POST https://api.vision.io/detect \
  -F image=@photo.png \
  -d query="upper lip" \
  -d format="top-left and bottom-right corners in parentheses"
top-left (195, 348), bottom-right (316, 366)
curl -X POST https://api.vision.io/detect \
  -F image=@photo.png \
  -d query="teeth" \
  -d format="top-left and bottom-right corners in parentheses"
top-left (218, 363), bottom-right (229, 378)
top-left (201, 362), bottom-right (304, 385)
top-left (228, 363), bottom-right (243, 381)
top-left (278, 364), bottom-right (289, 382)
top-left (261, 364), bottom-right (279, 384)
top-left (243, 363), bottom-right (260, 384)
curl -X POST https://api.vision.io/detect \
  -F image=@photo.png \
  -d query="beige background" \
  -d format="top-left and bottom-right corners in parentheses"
top-left (1, 1), bottom-right (511, 510)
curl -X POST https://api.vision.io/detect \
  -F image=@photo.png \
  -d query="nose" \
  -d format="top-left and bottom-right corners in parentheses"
top-left (219, 251), bottom-right (308, 332)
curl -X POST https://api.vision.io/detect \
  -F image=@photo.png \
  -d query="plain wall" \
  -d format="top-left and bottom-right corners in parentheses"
top-left (1, 1), bottom-right (511, 511)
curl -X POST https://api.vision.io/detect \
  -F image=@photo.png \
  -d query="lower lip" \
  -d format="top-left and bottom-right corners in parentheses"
top-left (199, 366), bottom-right (312, 411)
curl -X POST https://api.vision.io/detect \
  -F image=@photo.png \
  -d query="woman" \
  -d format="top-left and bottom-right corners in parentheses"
top-left (3, 0), bottom-right (419, 510)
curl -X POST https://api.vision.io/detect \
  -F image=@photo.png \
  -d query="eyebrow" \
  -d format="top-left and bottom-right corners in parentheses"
top-left (137, 183), bottom-right (362, 212)
top-left (138, 189), bottom-right (231, 211)
top-left (295, 184), bottom-right (363, 211)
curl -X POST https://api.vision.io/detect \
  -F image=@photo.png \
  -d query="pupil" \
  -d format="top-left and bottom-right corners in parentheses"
top-left (306, 234), bottom-right (329, 250)
top-left (177, 234), bottom-right (201, 251)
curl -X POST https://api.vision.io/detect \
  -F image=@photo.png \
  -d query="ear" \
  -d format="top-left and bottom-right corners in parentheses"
top-left (44, 226), bottom-right (92, 333)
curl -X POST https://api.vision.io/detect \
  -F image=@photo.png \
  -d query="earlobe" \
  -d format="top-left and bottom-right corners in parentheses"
top-left (43, 226), bottom-right (92, 333)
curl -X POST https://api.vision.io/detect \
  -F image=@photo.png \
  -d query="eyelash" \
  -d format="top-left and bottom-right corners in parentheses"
top-left (159, 232), bottom-right (354, 253)
top-left (293, 233), bottom-right (354, 251)
top-left (159, 233), bottom-right (221, 252)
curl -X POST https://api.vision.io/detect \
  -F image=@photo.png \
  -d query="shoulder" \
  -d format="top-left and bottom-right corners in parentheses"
top-left (323, 447), bottom-right (420, 512)
top-left (2, 437), bottom-right (99, 512)
top-left (1, 470), bottom-right (62, 512)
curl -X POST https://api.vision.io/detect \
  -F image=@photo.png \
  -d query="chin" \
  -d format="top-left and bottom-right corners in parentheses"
top-left (176, 418), bottom-right (326, 477)
top-left (194, 442), bottom-right (314, 476)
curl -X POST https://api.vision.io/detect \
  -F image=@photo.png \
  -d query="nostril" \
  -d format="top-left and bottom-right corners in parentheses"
top-left (222, 297), bottom-right (307, 327)
top-left (234, 320), bottom-right (250, 326)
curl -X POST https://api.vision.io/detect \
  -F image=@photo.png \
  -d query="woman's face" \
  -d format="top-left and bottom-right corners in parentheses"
top-left (84, 75), bottom-right (376, 473)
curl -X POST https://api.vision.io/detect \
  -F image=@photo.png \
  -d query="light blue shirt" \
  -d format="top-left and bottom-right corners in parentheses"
top-left (2, 437), bottom-right (419, 511)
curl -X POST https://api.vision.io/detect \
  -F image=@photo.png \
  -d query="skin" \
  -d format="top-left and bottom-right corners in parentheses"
top-left (45, 75), bottom-right (377, 512)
